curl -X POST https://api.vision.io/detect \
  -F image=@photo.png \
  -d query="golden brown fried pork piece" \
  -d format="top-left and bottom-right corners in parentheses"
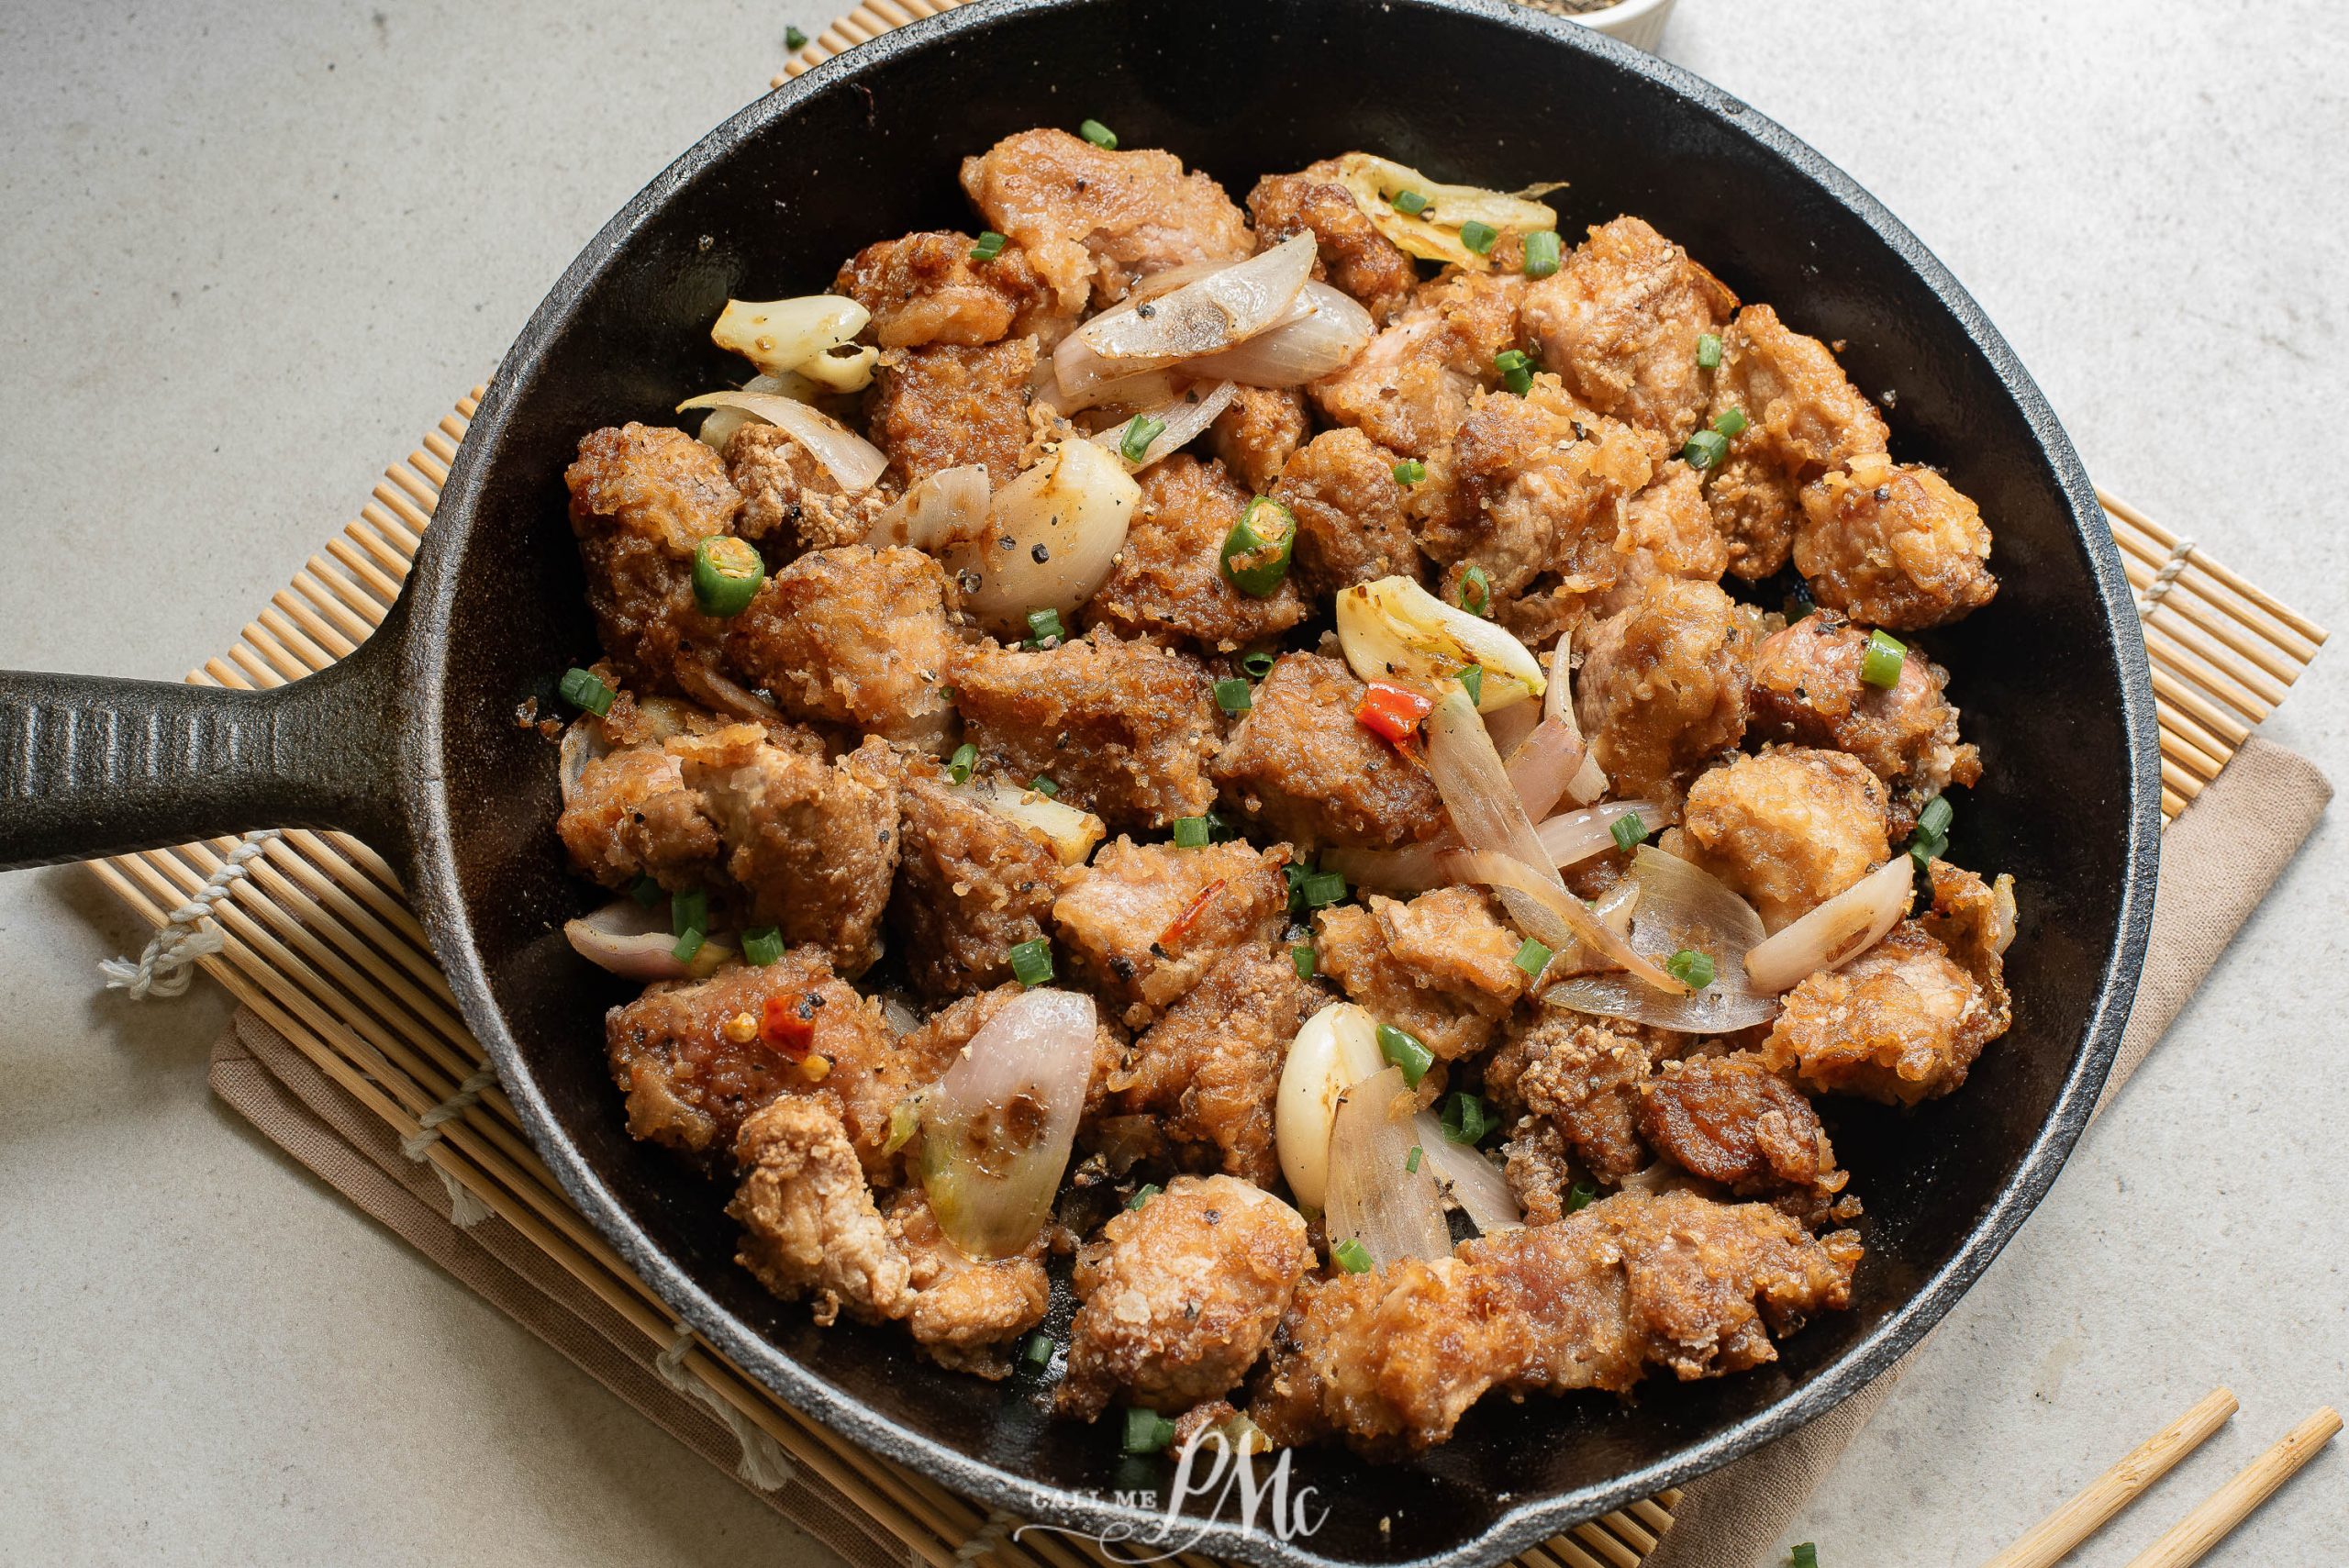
top-left (960, 128), bottom-right (1252, 315)
top-left (1057, 1175), bottom-right (1313, 1419)
top-left (1313, 888), bottom-right (1528, 1062)
top-left (564, 423), bottom-right (739, 690)
top-left (1119, 942), bottom-right (1317, 1185)
top-left (1208, 385), bottom-right (1311, 494)
top-left (1488, 1015), bottom-right (1658, 1187)
top-left (866, 337), bottom-right (1041, 489)
top-left (556, 733), bottom-right (724, 895)
top-left (1310, 268), bottom-right (1527, 456)
top-left (724, 423), bottom-right (890, 555)
top-left (1679, 747), bottom-right (1890, 932)
top-left (1636, 1051), bottom-right (1847, 1200)
top-left (950, 628), bottom-right (1223, 832)
top-left (1053, 837), bottom-right (1291, 1029)
top-left (1796, 452), bottom-right (1998, 630)
top-left (724, 545), bottom-right (956, 745)
top-left (1520, 216), bottom-right (1739, 447)
top-left (1085, 454), bottom-right (1307, 652)
top-left (730, 1095), bottom-right (911, 1322)
top-left (1575, 578), bottom-right (1760, 808)
top-left (1245, 165), bottom-right (1419, 325)
top-left (1210, 652), bottom-right (1445, 851)
top-left (833, 229), bottom-right (1064, 348)
top-left (1250, 1189), bottom-right (1861, 1454)
top-left (888, 1195), bottom-right (1052, 1377)
top-left (1272, 428), bottom-right (1426, 595)
top-left (885, 754), bottom-right (1071, 999)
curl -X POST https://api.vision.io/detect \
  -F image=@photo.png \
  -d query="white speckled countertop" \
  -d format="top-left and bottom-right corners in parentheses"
top-left (0, 2), bottom-right (2341, 1562)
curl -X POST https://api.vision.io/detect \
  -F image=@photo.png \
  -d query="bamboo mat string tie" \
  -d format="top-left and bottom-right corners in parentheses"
top-left (656, 1323), bottom-right (798, 1492)
top-left (2137, 535), bottom-right (2199, 617)
top-left (956, 1507), bottom-right (1019, 1562)
top-left (398, 1057), bottom-right (502, 1228)
top-left (99, 828), bottom-right (281, 998)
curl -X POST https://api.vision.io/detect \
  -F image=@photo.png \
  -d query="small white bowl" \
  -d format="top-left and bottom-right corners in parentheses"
top-left (1521, 0), bottom-right (1678, 53)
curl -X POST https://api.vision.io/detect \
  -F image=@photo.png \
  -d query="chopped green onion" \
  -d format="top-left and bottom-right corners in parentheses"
top-left (1405, 1144), bottom-right (1423, 1173)
top-left (1457, 563), bottom-right (1492, 618)
top-left (1512, 938), bottom-right (1553, 979)
top-left (1030, 774), bottom-right (1060, 798)
top-left (1440, 1091), bottom-right (1489, 1145)
top-left (1020, 1332), bottom-right (1053, 1370)
top-left (629, 874), bottom-right (663, 908)
top-left (1079, 118), bottom-right (1119, 150)
top-left (1219, 496), bottom-right (1297, 597)
top-left (1205, 809), bottom-right (1238, 841)
top-left (947, 742), bottom-right (977, 784)
top-left (1861, 628), bottom-right (1908, 689)
top-left (1909, 795), bottom-right (1954, 865)
top-left (1241, 650), bottom-right (1276, 678)
top-left (1459, 219), bottom-right (1499, 256)
top-left (1008, 939), bottom-right (1053, 987)
top-left (559, 666), bottom-right (615, 717)
top-left (1025, 606), bottom-right (1065, 647)
top-left (1129, 1182), bottom-right (1161, 1211)
top-left (1521, 230), bottom-right (1562, 278)
top-left (1789, 1547), bottom-right (1819, 1568)
top-left (1377, 1022), bottom-right (1434, 1087)
top-left (1120, 1407), bottom-right (1175, 1454)
top-left (740, 926), bottom-right (785, 967)
top-left (1567, 1178), bottom-right (1598, 1212)
top-left (1119, 413), bottom-right (1167, 463)
top-left (1495, 347), bottom-right (1533, 396)
top-left (1609, 812), bottom-right (1649, 854)
top-left (692, 535), bottom-right (767, 617)
top-left (1683, 429), bottom-right (1730, 470)
top-left (1292, 942), bottom-right (1316, 980)
top-left (970, 230), bottom-right (1008, 262)
top-left (671, 928), bottom-right (706, 963)
top-left (1458, 665), bottom-right (1484, 706)
top-left (1711, 406), bottom-right (1749, 439)
top-left (1299, 869), bottom-right (1347, 909)
top-left (1665, 948), bottom-right (1716, 990)
top-left (1697, 332), bottom-right (1723, 370)
top-left (785, 25), bottom-right (808, 49)
top-left (1172, 816), bottom-right (1210, 849)
top-left (1392, 457), bottom-right (1426, 486)
top-left (671, 888), bottom-right (708, 939)
top-left (1330, 1237), bottom-right (1375, 1274)
top-left (1391, 189), bottom-right (1430, 217)
top-left (1214, 677), bottom-right (1253, 716)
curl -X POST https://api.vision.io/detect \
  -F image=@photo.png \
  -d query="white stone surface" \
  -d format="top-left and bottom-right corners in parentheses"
top-left (0, 1), bottom-right (2339, 1563)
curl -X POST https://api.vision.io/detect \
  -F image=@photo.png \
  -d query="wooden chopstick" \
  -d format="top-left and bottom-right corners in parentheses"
top-left (2120, 1407), bottom-right (2342, 1568)
top-left (1980, 1388), bottom-right (2237, 1568)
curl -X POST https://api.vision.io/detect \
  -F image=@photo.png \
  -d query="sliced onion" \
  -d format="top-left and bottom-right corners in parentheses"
top-left (961, 778), bottom-right (1107, 868)
top-left (941, 439), bottom-right (1141, 635)
top-left (1535, 632), bottom-right (1607, 806)
top-left (1335, 576), bottom-right (1546, 713)
top-left (1505, 718), bottom-right (1587, 822)
top-left (1545, 846), bottom-right (1776, 1031)
top-left (1483, 696), bottom-right (1542, 759)
top-left (710, 295), bottom-right (869, 377)
top-left (675, 391), bottom-right (886, 493)
top-left (1325, 1064), bottom-right (1451, 1268)
top-left (674, 660), bottom-right (788, 729)
top-left (1441, 848), bottom-right (1687, 996)
top-left (1534, 802), bottom-right (1666, 871)
top-left (1742, 856), bottom-right (1914, 994)
top-left (1550, 877), bottom-right (1642, 978)
top-left (695, 372), bottom-right (821, 451)
top-left (1327, 154), bottom-right (1562, 272)
top-left (1037, 361), bottom-right (1186, 417)
top-left (1078, 234), bottom-right (1315, 363)
top-left (558, 717), bottom-right (608, 806)
top-left (1180, 283), bottom-right (1375, 386)
top-left (879, 995), bottom-right (923, 1036)
top-left (1275, 1002), bottom-right (1386, 1209)
top-left (563, 898), bottom-right (735, 981)
top-left (916, 988), bottom-right (1096, 1259)
top-left (1320, 840), bottom-right (1454, 897)
top-left (1411, 1113), bottom-right (1522, 1232)
top-left (1089, 380), bottom-right (1240, 472)
top-left (865, 464), bottom-right (992, 551)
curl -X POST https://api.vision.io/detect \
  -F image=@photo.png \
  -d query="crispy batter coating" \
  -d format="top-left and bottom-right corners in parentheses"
top-left (950, 628), bottom-right (1223, 831)
top-left (1748, 612), bottom-right (1980, 836)
top-left (833, 229), bottom-right (1063, 348)
top-left (1245, 166), bottom-right (1419, 325)
top-left (1210, 652), bottom-right (1445, 850)
top-left (724, 423), bottom-right (890, 555)
top-left (730, 1095), bottom-right (912, 1323)
top-left (1085, 454), bottom-right (1306, 651)
top-left (1272, 428), bottom-right (1425, 596)
top-left (1705, 305), bottom-right (1889, 579)
top-left (1208, 385), bottom-right (1311, 494)
top-left (889, 1195), bottom-right (1052, 1377)
top-left (960, 128), bottom-right (1252, 315)
top-left (1310, 268), bottom-right (1527, 456)
top-left (867, 337), bottom-right (1041, 489)
top-left (886, 753), bottom-right (1070, 999)
top-left (1250, 1189), bottom-right (1861, 1453)
top-left (725, 545), bottom-right (955, 744)
top-left (1052, 838), bottom-right (1291, 1029)
top-left (1637, 1051), bottom-right (1845, 1198)
top-left (1520, 216), bottom-right (1739, 446)
top-left (556, 730), bottom-right (724, 895)
top-left (1058, 1175), bottom-right (1313, 1418)
top-left (1796, 452), bottom-right (1998, 630)
top-left (1500, 1118), bottom-right (1578, 1228)
top-left (1312, 889), bottom-right (1526, 1062)
top-left (1489, 1014), bottom-right (1657, 1184)
top-left (1680, 747), bottom-right (1889, 932)
top-left (1575, 578), bottom-right (1759, 808)
top-left (1120, 942), bottom-right (1316, 1185)
top-left (565, 423), bottom-right (738, 688)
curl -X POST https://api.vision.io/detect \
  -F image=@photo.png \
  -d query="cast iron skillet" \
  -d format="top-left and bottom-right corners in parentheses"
top-left (0, 2), bottom-right (2159, 1562)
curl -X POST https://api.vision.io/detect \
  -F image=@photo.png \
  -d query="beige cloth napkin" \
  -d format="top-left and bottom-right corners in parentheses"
top-left (206, 738), bottom-right (2329, 1568)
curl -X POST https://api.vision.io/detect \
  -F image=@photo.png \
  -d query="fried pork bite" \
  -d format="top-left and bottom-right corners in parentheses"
top-left (1119, 942), bottom-right (1318, 1185)
top-left (1796, 451), bottom-right (1998, 630)
top-left (1244, 165), bottom-right (1419, 326)
top-left (1488, 1014), bottom-right (1659, 1195)
top-left (1748, 612), bottom-right (1980, 836)
top-left (724, 545), bottom-right (956, 745)
top-left (724, 423), bottom-right (889, 556)
top-left (1313, 888), bottom-right (1529, 1062)
top-left (731, 1095), bottom-right (911, 1323)
top-left (1084, 454), bottom-right (1307, 652)
top-left (1272, 428), bottom-right (1426, 595)
top-left (1310, 268), bottom-right (1528, 457)
top-left (1249, 1189), bottom-right (1862, 1454)
top-left (1210, 652), bottom-right (1445, 851)
top-left (1575, 578), bottom-right (1760, 808)
top-left (866, 336), bottom-right (1041, 489)
top-left (1057, 1175), bottom-right (1314, 1420)
top-left (832, 229), bottom-right (1064, 349)
top-left (1637, 1051), bottom-right (1847, 1203)
top-left (1208, 386), bottom-right (1311, 494)
top-left (556, 730), bottom-right (725, 895)
top-left (1052, 838), bottom-right (1291, 1029)
top-left (950, 628), bottom-right (1223, 832)
top-left (885, 753), bottom-right (1073, 1000)
top-left (607, 947), bottom-right (901, 1168)
top-left (564, 423), bottom-right (739, 691)
top-left (959, 128), bottom-right (1252, 315)
top-left (1679, 748), bottom-right (1890, 933)
top-left (1520, 216), bottom-right (1740, 448)
top-left (1764, 860), bottom-right (2015, 1105)
top-left (1704, 304), bottom-right (1890, 580)
top-left (887, 1195), bottom-right (1052, 1377)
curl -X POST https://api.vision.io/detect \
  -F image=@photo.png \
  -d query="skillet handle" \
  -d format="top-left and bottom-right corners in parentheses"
top-left (0, 595), bottom-right (412, 873)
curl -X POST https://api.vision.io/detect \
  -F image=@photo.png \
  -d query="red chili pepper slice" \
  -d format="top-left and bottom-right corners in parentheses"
top-left (1353, 680), bottom-right (1435, 745)
top-left (760, 994), bottom-right (818, 1058)
top-left (1156, 878), bottom-right (1228, 951)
